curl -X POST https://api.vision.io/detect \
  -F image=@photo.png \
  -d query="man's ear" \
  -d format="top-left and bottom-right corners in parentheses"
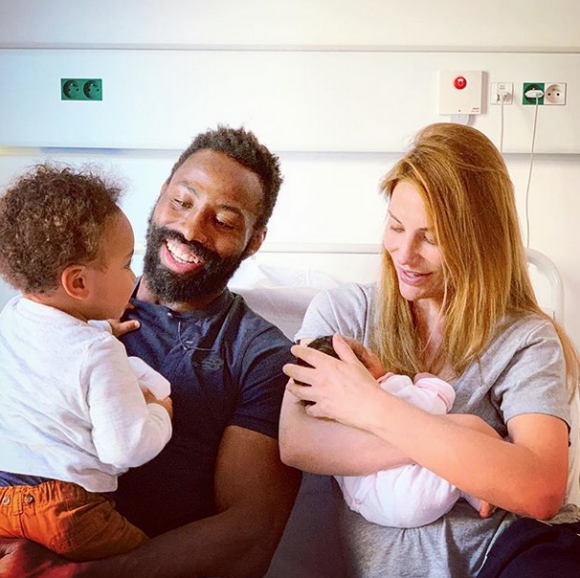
top-left (60, 264), bottom-right (90, 301)
top-left (244, 227), bottom-right (267, 260)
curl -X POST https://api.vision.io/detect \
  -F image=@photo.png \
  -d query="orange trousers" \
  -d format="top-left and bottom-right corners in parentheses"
top-left (0, 479), bottom-right (148, 561)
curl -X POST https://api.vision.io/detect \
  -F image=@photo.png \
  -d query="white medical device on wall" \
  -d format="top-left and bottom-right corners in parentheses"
top-left (439, 70), bottom-right (484, 115)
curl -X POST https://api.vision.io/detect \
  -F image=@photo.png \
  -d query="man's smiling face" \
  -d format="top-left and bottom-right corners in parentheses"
top-left (142, 149), bottom-right (266, 308)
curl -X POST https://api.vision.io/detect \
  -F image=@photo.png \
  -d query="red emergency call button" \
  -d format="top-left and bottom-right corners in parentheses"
top-left (454, 76), bottom-right (467, 90)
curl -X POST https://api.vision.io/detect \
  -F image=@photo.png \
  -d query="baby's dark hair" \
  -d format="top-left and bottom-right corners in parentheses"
top-left (0, 163), bottom-right (123, 294)
top-left (294, 336), bottom-right (338, 407)
top-left (301, 336), bottom-right (339, 360)
top-left (168, 125), bottom-right (283, 229)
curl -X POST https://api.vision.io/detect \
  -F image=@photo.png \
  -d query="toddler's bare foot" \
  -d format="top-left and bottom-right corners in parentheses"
top-left (479, 501), bottom-right (497, 518)
top-left (462, 493), bottom-right (497, 518)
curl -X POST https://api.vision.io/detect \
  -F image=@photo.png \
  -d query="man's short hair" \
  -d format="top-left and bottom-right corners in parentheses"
top-left (0, 164), bottom-right (122, 294)
top-left (169, 126), bottom-right (283, 229)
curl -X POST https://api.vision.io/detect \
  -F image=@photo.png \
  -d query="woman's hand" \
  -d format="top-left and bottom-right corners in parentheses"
top-left (284, 333), bottom-right (386, 430)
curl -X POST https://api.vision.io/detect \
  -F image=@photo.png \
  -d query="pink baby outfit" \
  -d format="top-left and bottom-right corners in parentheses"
top-left (335, 374), bottom-right (480, 528)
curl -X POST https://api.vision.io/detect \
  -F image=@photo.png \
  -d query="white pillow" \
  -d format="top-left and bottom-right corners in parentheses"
top-left (229, 261), bottom-right (341, 341)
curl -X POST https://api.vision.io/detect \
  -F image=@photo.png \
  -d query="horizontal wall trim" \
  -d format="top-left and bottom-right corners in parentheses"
top-left (2, 44), bottom-right (580, 54)
top-left (2, 147), bottom-right (580, 160)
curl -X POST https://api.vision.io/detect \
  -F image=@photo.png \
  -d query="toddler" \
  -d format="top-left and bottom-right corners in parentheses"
top-left (0, 164), bottom-right (173, 560)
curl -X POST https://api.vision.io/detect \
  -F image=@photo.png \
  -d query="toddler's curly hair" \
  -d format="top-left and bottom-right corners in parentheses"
top-left (0, 164), bottom-right (122, 294)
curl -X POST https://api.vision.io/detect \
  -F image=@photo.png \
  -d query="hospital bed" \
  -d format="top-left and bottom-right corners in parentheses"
top-left (0, 246), bottom-right (572, 577)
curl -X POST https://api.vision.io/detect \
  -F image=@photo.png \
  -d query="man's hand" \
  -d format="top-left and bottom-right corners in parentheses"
top-left (0, 539), bottom-right (71, 578)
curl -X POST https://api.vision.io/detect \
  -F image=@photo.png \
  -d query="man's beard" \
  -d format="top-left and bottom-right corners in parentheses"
top-left (142, 221), bottom-right (246, 305)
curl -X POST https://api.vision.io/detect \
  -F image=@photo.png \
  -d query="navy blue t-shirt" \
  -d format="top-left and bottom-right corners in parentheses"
top-left (113, 289), bottom-right (293, 537)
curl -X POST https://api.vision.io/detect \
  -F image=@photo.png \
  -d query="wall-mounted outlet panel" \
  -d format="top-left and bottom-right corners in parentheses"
top-left (61, 78), bottom-right (103, 101)
top-left (544, 82), bottom-right (566, 105)
top-left (490, 82), bottom-right (514, 105)
top-left (522, 82), bottom-right (545, 105)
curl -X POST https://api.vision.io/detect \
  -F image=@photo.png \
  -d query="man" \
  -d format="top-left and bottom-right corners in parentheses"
top-left (0, 126), bottom-right (301, 578)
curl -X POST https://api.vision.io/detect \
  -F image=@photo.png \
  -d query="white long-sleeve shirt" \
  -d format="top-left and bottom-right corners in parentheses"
top-left (0, 296), bottom-right (172, 493)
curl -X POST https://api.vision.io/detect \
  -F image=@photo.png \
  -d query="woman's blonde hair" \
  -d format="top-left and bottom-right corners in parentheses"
top-left (376, 122), bottom-right (579, 394)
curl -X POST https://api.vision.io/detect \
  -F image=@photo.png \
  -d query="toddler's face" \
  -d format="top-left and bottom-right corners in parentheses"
top-left (85, 212), bottom-right (136, 320)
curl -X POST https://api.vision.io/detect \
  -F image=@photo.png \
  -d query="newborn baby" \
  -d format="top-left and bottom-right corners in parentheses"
top-left (296, 335), bottom-right (488, 528)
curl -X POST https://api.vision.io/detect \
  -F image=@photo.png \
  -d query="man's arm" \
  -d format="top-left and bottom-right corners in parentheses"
top-left (140, 426), bottom-right (301, 578)
top-left (0, 426), bottom-right (300, 578)
top-left (0, 540), bottom-right (72, 578)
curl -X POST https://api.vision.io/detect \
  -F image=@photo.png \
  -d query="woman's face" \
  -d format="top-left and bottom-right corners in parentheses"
top-left (383, 181), bottom-right (445, 305)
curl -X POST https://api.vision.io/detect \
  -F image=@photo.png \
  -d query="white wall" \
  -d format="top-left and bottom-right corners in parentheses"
top-left (2, 0), bottom-right (580, 50)
top-left (1, 1), bottom-right (580, 344)
top-left (2, 49), bottom-right (580, 153)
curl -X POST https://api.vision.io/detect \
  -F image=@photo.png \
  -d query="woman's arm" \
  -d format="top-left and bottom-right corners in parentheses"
top-left (285, 334), bottom-right (569, 520)
top-left (280, 388), bottom-right (413, 475)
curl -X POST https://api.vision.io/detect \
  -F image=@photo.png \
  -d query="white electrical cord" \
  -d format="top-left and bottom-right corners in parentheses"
top-left (524, 96), bottom-right (541, 248)
top-left (499, 93), bottom-right (506, 153)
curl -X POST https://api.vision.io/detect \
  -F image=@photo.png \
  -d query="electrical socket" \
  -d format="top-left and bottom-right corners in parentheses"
top-left (61, 79), bottom-right (82, 100)
top-left (544, 83), bottom-right (566, 105)
top-left (490, 82), bottom-right (514, 105)
top-left (61, 78), bottom-right (103, 101)
top-left (522, 82), bottom-right (545, 105)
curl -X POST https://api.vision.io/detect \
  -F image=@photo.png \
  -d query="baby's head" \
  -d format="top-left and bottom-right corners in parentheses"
top-left (294, 336), bottom-right (339, 405)
top-left (302, 336), bottom-right (339, 360)
top-left (0, 164), bottom-right (135, 320)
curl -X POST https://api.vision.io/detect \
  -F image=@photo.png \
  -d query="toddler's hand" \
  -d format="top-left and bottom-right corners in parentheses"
top-left (109, 318), bottom-right (140, 338)
top-left (155, 396), bottom-right (173, 420)
top-left (108, 302), bottom-right (139, 338)
top-left (142, 388), bottom-right (173, 420)
top-left (141, 388), bottom-right (156, 404)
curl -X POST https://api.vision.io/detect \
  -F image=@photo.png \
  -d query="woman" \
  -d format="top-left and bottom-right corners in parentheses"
top-left (280, 123), bottom-right (580, 578)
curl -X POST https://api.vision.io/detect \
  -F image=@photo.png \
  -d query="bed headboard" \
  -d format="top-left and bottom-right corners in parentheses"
top-left (229, 243), bottom-right (565, 341)
top-left (0, 243), bottom-right (559, 333)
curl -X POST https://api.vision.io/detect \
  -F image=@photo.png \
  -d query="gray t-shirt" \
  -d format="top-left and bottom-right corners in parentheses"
top-left (295, 283), bottom-right (577, 578)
